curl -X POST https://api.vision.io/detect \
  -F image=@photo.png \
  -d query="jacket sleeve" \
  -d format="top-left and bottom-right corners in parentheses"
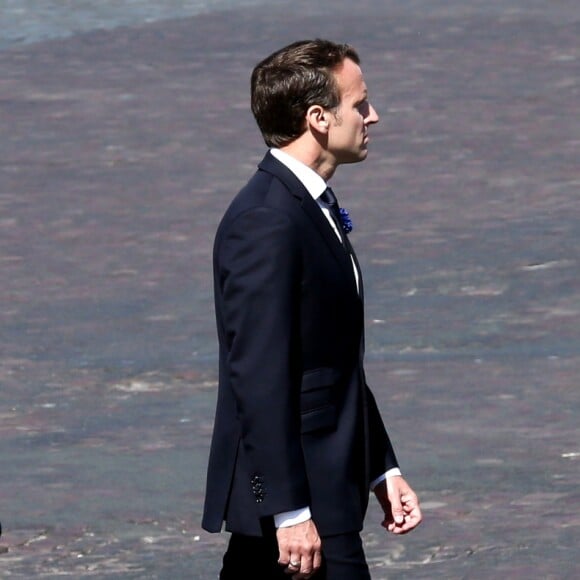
top-left (366, 384), bottom-right (400, 481)
top-left (216, 205), bottom-right (310, 516)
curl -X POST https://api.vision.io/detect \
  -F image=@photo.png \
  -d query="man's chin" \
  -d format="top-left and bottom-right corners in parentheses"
top-left (334, 148), bottom-right (369, 166)
top-left (355, 149), bottom-right (369, 162)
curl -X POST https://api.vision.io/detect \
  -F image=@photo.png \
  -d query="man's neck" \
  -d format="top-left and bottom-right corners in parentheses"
top-left (279, 139), bottom-right (337, 182)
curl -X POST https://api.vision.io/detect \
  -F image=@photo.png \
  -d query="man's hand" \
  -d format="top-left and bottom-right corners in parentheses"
top-left (277, 518), bottom-right (322, 579)
top-left (374, 475), bottom-right (422, 535)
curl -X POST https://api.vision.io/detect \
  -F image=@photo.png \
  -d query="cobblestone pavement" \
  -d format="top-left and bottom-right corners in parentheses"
top-left (0, 1), bottom-right (579, 578)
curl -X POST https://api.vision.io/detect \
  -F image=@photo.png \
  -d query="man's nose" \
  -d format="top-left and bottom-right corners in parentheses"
top-left (366, 104), bottom-right (379, 124)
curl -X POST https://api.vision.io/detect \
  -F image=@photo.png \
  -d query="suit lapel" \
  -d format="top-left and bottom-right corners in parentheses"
top-left (344, 233), bottom-right (364, 301)
top-left (258, 153), bottom-right (360, 298)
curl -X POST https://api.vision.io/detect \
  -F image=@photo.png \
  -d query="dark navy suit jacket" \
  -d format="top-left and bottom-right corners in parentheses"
top-left (202, 152), bottom-right (398, 537)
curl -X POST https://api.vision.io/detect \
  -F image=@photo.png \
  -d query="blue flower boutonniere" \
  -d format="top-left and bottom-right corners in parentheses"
top-left (339, 207), bottom-right (353, 234)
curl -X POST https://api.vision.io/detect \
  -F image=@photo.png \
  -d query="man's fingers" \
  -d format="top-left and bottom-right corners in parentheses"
top-left (284, 557), bottom-right (300, 576)
top-left (389, 496), bottom-right (405, 524)
top-left (295, 546), bottom-right (322, 579)
top-left (276, 519), bottom-right (322, 577)
top-left (289, 555), bottom-right (312, 579)
top-left (313, 548), bottom-right (322, 570)
top-left (385, 476), bottom-right (406, 524)
top-left (295, 543), bottom-right (323, 577)
top-left (277, 546), bottom-right (290, 567)
top-left (384, 503), bottom-right (423, 534)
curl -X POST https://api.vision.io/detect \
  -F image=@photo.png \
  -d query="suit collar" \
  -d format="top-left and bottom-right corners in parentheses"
top-left (269, 148), bottom-right (327, 199)
top-left (258, 151), bottom-right (310, 200)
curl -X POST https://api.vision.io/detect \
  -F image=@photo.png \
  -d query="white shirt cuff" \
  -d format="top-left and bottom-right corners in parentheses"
top-left (274, 507), bottom-right (312, 528)
top-left (370, 468), bottom-right (402, 490)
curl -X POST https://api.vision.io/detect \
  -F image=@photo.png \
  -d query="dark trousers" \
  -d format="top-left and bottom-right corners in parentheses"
top-left (219, 528), bottom-right (371, 580)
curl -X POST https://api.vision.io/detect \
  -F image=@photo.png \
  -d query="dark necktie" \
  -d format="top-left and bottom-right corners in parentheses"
top-left (320, 187), bottom-right (347, 246)
top-left (320, 187), bottom-right (362, 297)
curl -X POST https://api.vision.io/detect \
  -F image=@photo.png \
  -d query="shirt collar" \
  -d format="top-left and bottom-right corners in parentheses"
top-left (270, 148), bottom-right (327, 201)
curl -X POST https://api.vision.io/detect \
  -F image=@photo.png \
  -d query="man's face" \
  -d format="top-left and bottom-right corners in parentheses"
top-left (327, 58), bottom-right (379, 165)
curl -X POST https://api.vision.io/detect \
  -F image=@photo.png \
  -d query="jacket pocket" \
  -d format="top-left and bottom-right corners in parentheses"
top-left (300, 367), bottom-right (339, 433)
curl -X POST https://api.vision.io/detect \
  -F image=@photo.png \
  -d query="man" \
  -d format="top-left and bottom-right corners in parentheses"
top-left (202, 39), bottom-right (422, 579)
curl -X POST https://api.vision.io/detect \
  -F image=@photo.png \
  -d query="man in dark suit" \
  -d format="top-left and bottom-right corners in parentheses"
top-left (202, 39), bottom-right (422, 579)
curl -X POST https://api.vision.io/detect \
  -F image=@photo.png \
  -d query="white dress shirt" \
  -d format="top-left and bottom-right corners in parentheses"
top-left (269, 148), bottom-right (401, 528)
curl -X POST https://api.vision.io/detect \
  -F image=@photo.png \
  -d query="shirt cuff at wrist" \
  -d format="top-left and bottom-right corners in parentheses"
top-left (274, 507), bottom-right (312, 528)
top-left (370, 468), bottom-right (402, 490)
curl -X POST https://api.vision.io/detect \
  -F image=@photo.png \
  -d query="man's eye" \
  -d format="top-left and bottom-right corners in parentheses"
top-left (357, 101), bottom-right (370, 115)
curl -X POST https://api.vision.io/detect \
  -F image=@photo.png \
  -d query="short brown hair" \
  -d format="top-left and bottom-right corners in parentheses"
top-left (250, 39), bottom-right (360, 148)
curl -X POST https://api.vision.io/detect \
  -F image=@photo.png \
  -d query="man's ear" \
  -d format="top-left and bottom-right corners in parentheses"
top-left (306, 105), bottom-right (329, 134)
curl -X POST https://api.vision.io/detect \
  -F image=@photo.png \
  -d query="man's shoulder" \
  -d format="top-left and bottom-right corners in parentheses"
top-left (213, 172), bottom-right (300, 255)
top-left (214, 151), bottom-right (310, 241)
top-left (228, 164), bottom-right (302, 214)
